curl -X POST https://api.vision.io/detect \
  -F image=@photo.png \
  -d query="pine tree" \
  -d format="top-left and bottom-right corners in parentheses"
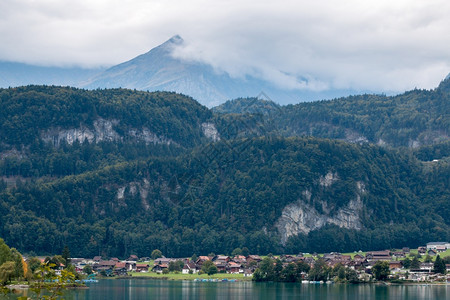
top-left (433, 255), bottom-right (446, 274)
top-left (62, 246), bottom-right (71, 267)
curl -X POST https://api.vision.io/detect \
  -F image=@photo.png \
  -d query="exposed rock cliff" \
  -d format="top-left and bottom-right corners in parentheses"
top-left (276, 176), bottom-right (365, 245)
top-left (116, 179), bottom-right (151, 211)
top-left (202, 122), bottom-right (220, 141)
top-left (41, 118), bottom-right (174, 146)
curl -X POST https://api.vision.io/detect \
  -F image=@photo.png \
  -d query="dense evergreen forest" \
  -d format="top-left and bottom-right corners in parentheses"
top-left (0, 86), bottom-right (212, 147)
top-left (215, 78), bottom-right (450, 148)
top-left (0, 84), bottom-right (449, 258)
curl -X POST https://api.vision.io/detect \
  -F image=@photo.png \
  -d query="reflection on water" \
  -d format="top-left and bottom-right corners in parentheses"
top-left (8, 279), bottom-right (450, 300)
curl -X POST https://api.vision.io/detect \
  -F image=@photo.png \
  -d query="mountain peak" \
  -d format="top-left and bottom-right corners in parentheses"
top-left (437, 72), bottom-right (450, 93)
top-left (149, 35), bottom-right (184, 56)
top-left (161, 35), bottom-right (184, 48)
top-left (169, 35), bottom-right (184, 44)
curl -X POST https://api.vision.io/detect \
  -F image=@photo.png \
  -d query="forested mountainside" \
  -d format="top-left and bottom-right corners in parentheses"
top-left (214, 77), bottom-right (450, 148)
top-left (0, 86), bottom-right (212, 147)
top-left (0, 85), bottom-right (448, 258)
top-left (0, 86), bottom-right (215, 177)
top-left (0, 137), bottom-right (448, 257)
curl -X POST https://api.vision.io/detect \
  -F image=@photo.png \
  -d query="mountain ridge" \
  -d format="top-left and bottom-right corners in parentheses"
top-left (1, 36), bottom-right (366, 107)
top-left (0, 85), bottom-right (448, 258)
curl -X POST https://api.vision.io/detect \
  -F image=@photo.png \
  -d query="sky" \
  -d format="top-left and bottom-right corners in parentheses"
top-left (1, 0), bottom-right (449, 94)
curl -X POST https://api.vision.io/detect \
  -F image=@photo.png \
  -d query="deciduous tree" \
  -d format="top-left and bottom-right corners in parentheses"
top-left (151, 249), bottom-right (162, 260)
top-left (0, 261), bottom-right (15, 285)
top-left (372, 261), bottom-right (390, 281)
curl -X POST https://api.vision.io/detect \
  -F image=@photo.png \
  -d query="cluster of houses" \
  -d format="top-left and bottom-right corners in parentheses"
top-left (309, 249), bottom-right (449, 282)
top-left (71, 254), bottom-right (263, 277)
top-left (153, 255), bottom-right (262, 276)
top-left (422, 242), bottom-right (450, 256)
top-left (69, 242), bottom-right (449, 282)
top-left (71, 255), bottom-right (151, 276)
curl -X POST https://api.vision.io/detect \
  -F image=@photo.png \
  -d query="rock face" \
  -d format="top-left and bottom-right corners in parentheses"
top-left (116, 179), bottom-right (151, 211)
top-left (319, 171), bottom-right (338, 187)
top-left (202, 122), bottom-right (220, 141)
top-left (41, 118), bottom-right (174, 146)
top-left (128, 128), bottom-right (174, 145)
top-left (276, 176), bottom-right (366, 245)
top-left (344, 130), bottom-right (368, 144)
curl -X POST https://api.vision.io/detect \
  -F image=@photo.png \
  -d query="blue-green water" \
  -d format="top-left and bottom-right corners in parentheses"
top-left (10, 280), bottom-right (450, 299)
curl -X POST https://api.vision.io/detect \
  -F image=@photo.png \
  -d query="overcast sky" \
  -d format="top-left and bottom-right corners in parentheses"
top-left (1, 0), bottom-right (449, 93)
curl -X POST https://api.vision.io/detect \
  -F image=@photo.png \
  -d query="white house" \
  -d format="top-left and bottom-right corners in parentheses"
top-left (426, 242), bottom-right (449, 251)
top-left (182, 262), bottom-right (198, 274)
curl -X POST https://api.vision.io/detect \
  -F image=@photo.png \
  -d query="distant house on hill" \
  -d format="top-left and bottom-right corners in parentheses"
top-left (152, 264), bottom-right (168, 273)
top-left (213, 255), bottom-right (230, 263)
top-left (211, 259), bottom-right (227, 272)
top-left (154, 258), bottom-right (171, 265)
top-left (195, 256), bottom-right (210, 266)
top-left (127, 255), bottom-right (139, 261)
top-left (95, 260), bottom-right (116, 271)
top-left (136, 263), bottom-right (149, 272)
top-left (353, 254), bottom-right (365, 262)
top-left (389, 261), bottom-right (402, 270)
top-left (114, 262), bottom-right (128, 276)
top-left (233, 255), bottom-right (247, 264)
top-left (393, 251), bottom-right (405, 258)
top-left (227, 262), bottom-right (242, 274)
top-left (246, 255), bottom-right (262, 264)
top-left (365, 251), bottom-right (391, 261)
top-left (426, 242), bottom-right (449, 251)
top-left (182, 262), bottom-right (198, 274)
top-left (420, 263), bottom-right (433, 272)
top-left (304, 257), bottom-right (315, 266)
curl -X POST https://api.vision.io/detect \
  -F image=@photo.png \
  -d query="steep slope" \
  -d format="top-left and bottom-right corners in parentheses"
top-left (0, 137), bottom-right (448, 257)
top-left (213, 78), bottom-right (450, 148)
top-left (0, 36), bottom-right (367, 107)
top-left (82, 35), bottom-right (269, 107)
top-left (0, 86), bottom-right (448, 258)
top-left (0, 86), bottom-right (215, 178)
top-left (0, 86), bottom-right (213, 147)
top-left (82, 36), bottom-right (357, 107)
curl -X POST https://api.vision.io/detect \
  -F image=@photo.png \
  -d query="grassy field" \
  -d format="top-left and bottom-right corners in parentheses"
top-left (300, 248), bottom-right (450, 261)
top-left (341, 252), bottom-right (367, 258)
top-left (128, 272), bottom-right (251, 281)
top-left (408, 249), bottom-right (450, 261)
top-left (437, 249), bottom-right (450, 258)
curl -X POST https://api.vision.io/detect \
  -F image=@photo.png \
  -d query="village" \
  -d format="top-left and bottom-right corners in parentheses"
top-left (66, 242), bottom-right (450, 283)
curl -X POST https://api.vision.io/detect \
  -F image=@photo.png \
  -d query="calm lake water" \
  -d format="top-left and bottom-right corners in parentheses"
top-left (11, 279), bottom-right (450, 299)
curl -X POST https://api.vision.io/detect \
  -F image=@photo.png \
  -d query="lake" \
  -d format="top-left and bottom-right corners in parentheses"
top-left (10, 279), bottom-right (450, 299)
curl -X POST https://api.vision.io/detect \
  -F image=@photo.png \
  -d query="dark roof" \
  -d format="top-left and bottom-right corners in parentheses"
top-left (99, 260), bottom-right (116, 266)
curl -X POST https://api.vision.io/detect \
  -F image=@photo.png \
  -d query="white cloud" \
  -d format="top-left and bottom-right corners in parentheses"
top-left (0, 0), bottom-right (449, 92)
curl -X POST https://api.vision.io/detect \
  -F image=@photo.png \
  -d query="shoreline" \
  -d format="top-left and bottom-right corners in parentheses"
top-left (6, 283), bottom-right (89, 291)
top-left (108, 276), bottom-right (449, 285)
top-left (113, 275), bottom-right (252, 282)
